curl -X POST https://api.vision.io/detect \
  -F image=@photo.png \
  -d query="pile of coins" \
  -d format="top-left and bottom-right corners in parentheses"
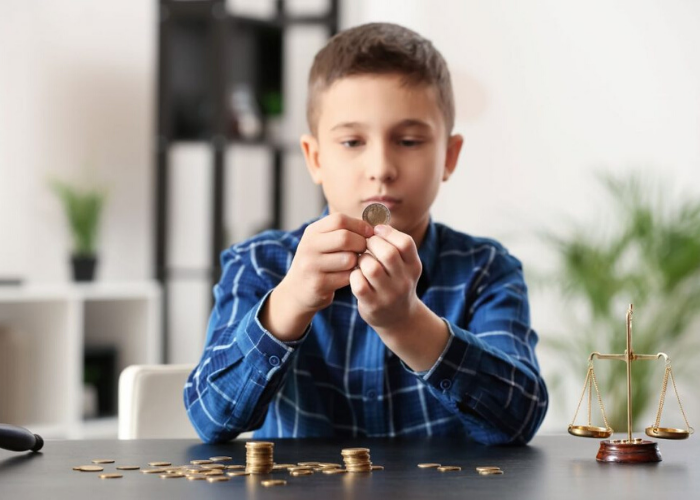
top-left (341, 448), bottom-right (372, 473)
top-left (476, 466), bottom-right (504, 476)
top-left (245, 441), bottom-right (275, 474)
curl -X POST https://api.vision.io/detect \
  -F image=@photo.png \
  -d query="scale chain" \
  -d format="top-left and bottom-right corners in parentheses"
top-left (590, 365), bottom-right (611, 431)
top-left (570, 364), bottom-right (611, 432)
top-left (653, 364), bottom-right (692, 432)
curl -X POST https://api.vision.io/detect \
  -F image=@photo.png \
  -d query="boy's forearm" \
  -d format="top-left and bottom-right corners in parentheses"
top-left (374, 302), bottom-right (450, 372)
top-left (260, 281), bottom-right (316, 342)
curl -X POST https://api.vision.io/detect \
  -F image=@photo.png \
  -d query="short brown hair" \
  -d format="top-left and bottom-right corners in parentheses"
top-left (306, 22), bottom-right (455, 136)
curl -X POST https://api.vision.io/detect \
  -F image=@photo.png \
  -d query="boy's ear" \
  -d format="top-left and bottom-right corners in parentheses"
top-left (300, 134), bottom-right (323, 185)
top-left (442, 134), bottom-right (463, 181)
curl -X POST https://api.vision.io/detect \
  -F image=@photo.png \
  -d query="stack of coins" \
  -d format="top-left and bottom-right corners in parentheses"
top-left (245, 442), bottom-right (274, 474)
top-left (341, 448), bottom-right (372, 473)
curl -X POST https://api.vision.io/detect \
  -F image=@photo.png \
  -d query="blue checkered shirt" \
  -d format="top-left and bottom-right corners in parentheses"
top-left (184, 215), bottom-right (548, 445)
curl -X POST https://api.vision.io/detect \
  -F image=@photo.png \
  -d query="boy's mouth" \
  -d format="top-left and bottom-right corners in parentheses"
top-left (362, 196), bottom-right (401, 211)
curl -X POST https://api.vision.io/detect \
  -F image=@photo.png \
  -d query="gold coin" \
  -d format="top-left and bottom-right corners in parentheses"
top-left (190, 459), bottom-right (213, 465)
top-left (475, 466), bottom-right (501, 472)
top-left (290, 469), bottom-right (313, 476)
top-left (318, 463), bottom-right (342, 468)
top-left (225, 465), bottom-right (246, 470)
top-left (201, 464), bottom-right (225, 470)
top-left (98, 473), bottom-right (123, 479)
top-left (479, 469), bottom-right (504, 476)
top-left (149, 461), bottom-right (171, 467)
top-left (204, 470), bottom-right (224, 476)
top-left (227, 471), bottom-right (251, 477)
top-left (362, 203), bottom-right (391, 227)
top-left (187, 475), bottom-right (207, 481)
top-left (323, 468), bottom-right (347, 475)
top-left (417, 463), bottom-right (441, 468)
top-left (341, 447), bottom-right (370, 455)
top-left (207, 476), bottom-right (230, 483)
top-left (245, 441), bottom-right (275, 447)
top-left (437, 466), bottom-right (461, 472)
top-left (209, 456), bottom-right (232, 462)
top-left (77, 465), bottom-right (104, 472)
top-left (297, 461), bottom-right (320, 466)
top-left (272, 464), bottom-right (295, 470)
top-left (141, 468), bottom-right (168, 474)
top-left (371, 465), bottom-right (384, 471)
top-left (261, 479), bottom-right (287, 487)
top-left (160, 473), bottom-right (185, 479)
top-left (91, 459), bottom-right (115, 464)
top-left (115, 465), bottom-right (140, 470)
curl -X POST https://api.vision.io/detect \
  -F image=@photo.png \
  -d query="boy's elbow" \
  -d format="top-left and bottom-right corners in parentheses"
top-left (195, 425), bottom-right (238, 445)
top-left (186, 408), bottom-right (240, 444)
top-left (183, 387), bottom-right (239, 444)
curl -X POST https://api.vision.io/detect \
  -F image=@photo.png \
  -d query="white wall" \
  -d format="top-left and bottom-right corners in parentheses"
top-left (344, 0), bottom-right (700, 432)
top-left (0, 0), bottom-right (156, 282)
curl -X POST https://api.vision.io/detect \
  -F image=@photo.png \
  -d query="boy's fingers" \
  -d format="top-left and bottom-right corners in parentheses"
top-left (370, 225), bottom-right (420, 267)
top-left (316, 230), bottom-right (368, 254)
top-left (357, 252), bottom-right (388, 287)
top-left (315, 212), bottom-right (374, 238)
top-left (323, 270), bottom-right (353, 291)
top-left (349, 267), bottom-right (373, 298)
top-left (314, 252), bottom-right (358, 272)
top-left (365, 236), bottom-right (402, 275)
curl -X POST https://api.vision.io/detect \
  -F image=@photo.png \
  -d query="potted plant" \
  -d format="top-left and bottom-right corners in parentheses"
top-left (540, 173), bottom-right (700, 431)
top-left (50, 180), bottom-right (107, 282)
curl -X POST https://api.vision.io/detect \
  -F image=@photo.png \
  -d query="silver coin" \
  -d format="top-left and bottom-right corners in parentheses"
top-left (362, 203), bottom-right (391, 227)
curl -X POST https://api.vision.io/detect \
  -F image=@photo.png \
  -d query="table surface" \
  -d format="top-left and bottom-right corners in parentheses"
top-left (1, 434), bottom-right (697, 499)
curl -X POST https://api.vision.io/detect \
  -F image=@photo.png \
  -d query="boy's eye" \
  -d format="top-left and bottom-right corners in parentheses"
top-left (398, 139), bottom-right (423, 147)
top-left (340, 139), bottom-right (364, 148)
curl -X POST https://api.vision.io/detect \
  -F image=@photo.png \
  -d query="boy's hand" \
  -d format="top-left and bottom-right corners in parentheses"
top-left (349, 224), bottom-right (450, 371)
top-left (349, 224), bottom-right (423, 329)
top-left (285, 213), bottom-right (374, 312)
top-left (263, 213), bottom-right (373, 342)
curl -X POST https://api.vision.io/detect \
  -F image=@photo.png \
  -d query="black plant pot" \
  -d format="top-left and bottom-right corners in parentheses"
top-left (71, 255), bottom-right (98, 282)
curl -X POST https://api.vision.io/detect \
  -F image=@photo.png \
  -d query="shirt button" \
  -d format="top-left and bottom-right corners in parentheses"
top-left (269, 355), bottom-right (280, 367)
top-left (366, 390), bottom-right (377, 400)
top-left (439, 379), bottom-right (452, 390)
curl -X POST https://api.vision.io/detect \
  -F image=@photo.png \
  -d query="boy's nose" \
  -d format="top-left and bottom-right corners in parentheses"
top-left (366, 146), bottom-right (397, 183)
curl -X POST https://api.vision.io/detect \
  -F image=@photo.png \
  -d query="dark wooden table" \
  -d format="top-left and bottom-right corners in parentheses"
top-left (0, 435), bottom-right (697, 499)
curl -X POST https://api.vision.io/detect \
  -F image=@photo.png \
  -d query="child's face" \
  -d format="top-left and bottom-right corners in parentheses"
top-left (301, 74), bottom-right (463, 244)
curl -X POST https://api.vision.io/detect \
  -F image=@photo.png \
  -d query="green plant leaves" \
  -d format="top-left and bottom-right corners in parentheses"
top-left (50, 180), bottom-right (106, 256)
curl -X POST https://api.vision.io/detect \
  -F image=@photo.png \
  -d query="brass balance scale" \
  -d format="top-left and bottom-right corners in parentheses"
top-left (567, 304), bottom-right (693, 463)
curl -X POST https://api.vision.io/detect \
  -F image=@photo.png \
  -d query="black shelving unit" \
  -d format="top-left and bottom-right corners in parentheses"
top-left (155, 0), bottom-right (339, 362)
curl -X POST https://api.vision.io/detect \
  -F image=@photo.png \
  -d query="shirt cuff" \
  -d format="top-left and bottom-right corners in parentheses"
top-left (403, 319), bottom-right (484, 396)
top-left (235, 290), bottom-right (309, 380)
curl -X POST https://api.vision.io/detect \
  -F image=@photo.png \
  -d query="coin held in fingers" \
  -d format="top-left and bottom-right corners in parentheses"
top-left (362, 203), bottom-right (391, 227)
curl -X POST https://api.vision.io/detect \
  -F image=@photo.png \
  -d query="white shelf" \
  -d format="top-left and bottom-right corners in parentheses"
top-left (0, 281), bottom-right (162, 439)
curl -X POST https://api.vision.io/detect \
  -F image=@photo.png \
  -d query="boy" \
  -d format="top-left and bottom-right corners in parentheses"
top-left (184, 22), bottom-right (548, 445)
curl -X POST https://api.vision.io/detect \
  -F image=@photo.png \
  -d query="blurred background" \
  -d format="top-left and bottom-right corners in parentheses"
top-left (1, 0), bottom-right (698, 440)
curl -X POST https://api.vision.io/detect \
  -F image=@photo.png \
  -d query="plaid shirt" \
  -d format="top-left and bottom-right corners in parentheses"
top-left (184, 215), bottom-right (548, 445)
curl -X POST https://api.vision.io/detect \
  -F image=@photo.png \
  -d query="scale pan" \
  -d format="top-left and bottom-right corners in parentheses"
top-left (568, 425), bottom-right (613, 438)
top-left (645, 427), bottom-right (690, 440)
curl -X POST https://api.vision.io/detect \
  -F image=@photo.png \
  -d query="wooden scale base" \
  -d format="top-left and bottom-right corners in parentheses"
top-left (596, 439), bottom-right (661, 463)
